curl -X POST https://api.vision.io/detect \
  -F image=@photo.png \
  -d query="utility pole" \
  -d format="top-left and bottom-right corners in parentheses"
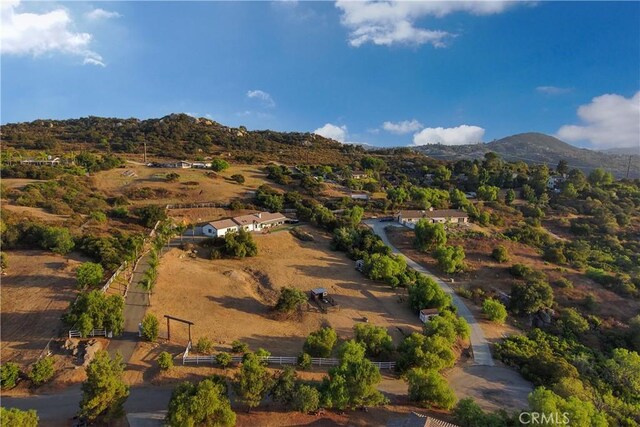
top-left (143, 142), bottom-right (147, 163)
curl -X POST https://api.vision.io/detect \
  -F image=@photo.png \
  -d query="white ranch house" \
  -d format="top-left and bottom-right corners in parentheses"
top-left (396, 208), bottom-right (469, 228)
top-left (202, 212), bottom-right (287, 237)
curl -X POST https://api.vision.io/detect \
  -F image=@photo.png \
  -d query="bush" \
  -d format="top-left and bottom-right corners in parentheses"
top-left (221, 229), bottom-right (257, 258)
top-left (76, 262), bottom-right (104, 289)
top-left (491, 245), bottom-right (509, 263)
top-left (303, 327), bottom-right (338, 357)
top-left (482, 298), bottom-right (507, 324)
top-left (407, 368), bottom-right (456, 410)
top-left (134, 205), bottom-right (167, 228)
top-left (231, 340), bottom-right (249, 354)
top-left (230, 174), bottom-right (245, 184)
top-left (292, 384), bottom-right (320, 413)
top-left (555, 277), bottom-right (574, 289)
top-left (433, 245), bottom-right (465, 274)
top-left (141, 314), bottom-right (159, 342)
top-left (297, 352), bottom-right (312, 370)
top-left (211, 159), bottom-right (230, 172)
top-left (510, 279), bottom-right (554, 315)
top-left (0, 407), bottom-right (38, 427)
top-left (1, 362), bottom-right (20, 389)
top-left (158, 352), bottom-right (173, 370)
top-left (195, 337), bottom-right (214, 354)
top-left (354, 324), bottom-right (393, 357)
top-left (274, 287), bottom-right (307, 314)
top-left (28, 357), bottom-right (55, 386)
top-left (216, 352), bottom-right (232, 368)
top-left (165, 172), bottom-right (180, 182)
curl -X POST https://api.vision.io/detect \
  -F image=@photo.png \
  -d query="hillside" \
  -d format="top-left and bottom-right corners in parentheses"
top-left (414, 132), bottom-right (639, 178)
top-left (0, 114), bottom-right (363, 165)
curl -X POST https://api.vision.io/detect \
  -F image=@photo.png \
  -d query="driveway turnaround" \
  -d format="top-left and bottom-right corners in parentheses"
top-left (364, 219), bottom-right (495, 367)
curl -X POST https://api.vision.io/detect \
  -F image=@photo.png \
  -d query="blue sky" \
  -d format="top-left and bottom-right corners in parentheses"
top-left (2, 1), bottom-right (639, 149)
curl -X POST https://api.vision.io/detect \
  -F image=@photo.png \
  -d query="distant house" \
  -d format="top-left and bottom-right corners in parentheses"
top-left (202, 211), bottom-right (287, 237)
top-left (547, 176), bottom-right (565, 189)
top-left (396, 208), bottom-right (468, 227)
top-left (419, 308), bottom-right (439, 323)
top-left (20, 156), bottom-right (60, 166)
top-left (191, 161), bottom-right (212, 169)
top-left (351, 170), bottom-right (368, 179)
top-left (350, 193), bottom-right (369, 200)
top-left (387, 412), bottom-right (459, 427)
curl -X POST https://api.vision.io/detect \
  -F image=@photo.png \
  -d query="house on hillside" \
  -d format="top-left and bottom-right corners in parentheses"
top-left (419, 308), bottom-right (439, 323)
top-left (202, 212), bottom-right (287, 237)
top-left (20, 156), bottom-right (60, 166)
top-left (351, 170), bottom-right (368, 179)
top-left (396, 208), bottom-right (468, 227)
top-left (192, 161), bottom-right (212, 169)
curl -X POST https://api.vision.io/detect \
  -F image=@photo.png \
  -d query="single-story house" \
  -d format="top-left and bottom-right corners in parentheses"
top-left (351, 170), bottom-right (368, 179)
top-left (201, 211), bottom-right (287, 237)
top-left (419, 308), bottom-right (439, 323)
top-left (396, 208), bottom-right (469, 227)
top-left (20, 157), bottom-right (60, 166)
top-left (192, 162), bottom-right (212, 169)
top-left (203, 219), bottom-right (239, 238)
top-left (350, 193), bottom-right (369, 200)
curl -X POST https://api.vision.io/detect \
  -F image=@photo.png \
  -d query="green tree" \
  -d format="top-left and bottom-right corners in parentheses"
top-left (233, 353), bottom-right (273, 410)
top-left (79, 351), bottom-right (129, 422)
top-left (0, 407), bottom-right (38, 427)
top-left (505, 188), bottom-right (516, 205)
top-left (214, 353), bottom-right (231, 368)
top-left (141, 313), bottom-right (159, 342)
top-left (293, 384), bottom-right (321, 413)
top-left (588, 168), bottom-right (613, 187)
top-left (0, 251), bottom-right (7, 271)
top-left (1, 362), bottom-right (20, 389)
top-left (210, 158), bottom-right (230, 172)
top-left (41, 226), bottom-right (74, 254)
top-left (556, 159), bottom-right (569, 176)
top-left (271, 366), bottom-right (297, 405)
top-left (342, 206), bottom-right (364, 228)
top-left (482, 298), bottom-right (508, 324)
top-left (386, 187), bottom-right (409, 207)
top-left (414, 220), bottom-right (446, 252)
top-left (76, 262), bottom-right (104, 289)
top-left (407, 368), bottom-right (456, 410)
top-left (423, 310), bottom-right (471, 344)
top-left (510, 279), bottom-right (554, 314)
top-left (64, 291), bottom-right (125, 337)
top-left (195, 337), bottom-right (214, 354)
top-left (434, 245), bottom-right (466, 274)
top-left (398, 333), bottom-right (456, 372)
top-left (491, 245), bottom-right (509, 263)
top-left (477, 185), bottom-right (499, 201)
top-left (297, 352), bottom-right (312, 370)
top-left (408, 275), bottom-right (451, 312)
top-left (604, 348), bottom-right (640, 404)
top-left (222, 229), bottom-right (258, 258)
top-left (364, 253), bottom-right (406, 287)
top-left (231, 340), bottom-right (249, 353)
top-left (303, 327), bottom-right (338, 357)
top-left (166, 379), bottom-right (236, 427)
top-left (528, 387), bottom-right (608, 427)
top-left (158, 352), bottom-right (174, 371)
top-left (230, 174), bottom-right (245, 184)
top-left (354, 323), bottom-right (393, 357)
top-left (274, 287), bottom-right (307, 314)
top-left (135, 205), bottom-right (167, 228)
top-left (558, 308), bottom-right (588, 337)
top-left (28, 357), bottom-right (55, 386)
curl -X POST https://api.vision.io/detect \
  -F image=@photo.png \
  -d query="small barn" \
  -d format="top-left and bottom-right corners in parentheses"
top-left (419, 308), bottom-right (439, 323)
top-left (311, 288), bottom-right (328, 299)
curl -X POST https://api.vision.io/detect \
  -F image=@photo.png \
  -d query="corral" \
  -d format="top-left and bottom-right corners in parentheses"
top-left (146, 227), bottom-right (422, 354)
top-left (0, 250), bottom-right (86, 365)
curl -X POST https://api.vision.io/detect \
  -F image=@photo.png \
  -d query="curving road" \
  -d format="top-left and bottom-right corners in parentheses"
top-left (364, 219), bottom-right (494, 366)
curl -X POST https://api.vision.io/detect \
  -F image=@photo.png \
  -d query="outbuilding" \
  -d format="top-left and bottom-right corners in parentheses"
top-left (419, 308), bottom-right (439, 323)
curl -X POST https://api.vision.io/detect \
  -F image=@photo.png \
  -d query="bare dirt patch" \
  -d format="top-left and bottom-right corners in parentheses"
top-left (0, 203), bottom-right (69, 223)
top-left (147, 227), bottom-right (422, 355)
top-left (0, 250), bottom-right (91, 366)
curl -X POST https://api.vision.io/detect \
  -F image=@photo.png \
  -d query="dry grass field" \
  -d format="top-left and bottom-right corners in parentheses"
top-left (92, 164), bottom-right (270, 206)
top-left (0, 250), bottom-right (86, 365)
top-left (147, 226), bottom-right (422, 355)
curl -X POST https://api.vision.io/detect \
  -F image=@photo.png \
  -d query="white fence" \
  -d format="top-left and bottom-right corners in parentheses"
top-left (100, 261), bottom-right (127, 293)
top-left (182, 346), bottom-right (396, 370)
top-left (68, 328), bottom-right (108, 339)
top-left (166, 202), bottom-right (229, 210)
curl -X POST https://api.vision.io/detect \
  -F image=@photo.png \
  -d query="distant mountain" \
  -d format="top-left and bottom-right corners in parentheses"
top-left (600, 146), bottom-right (640, 156)
top-left (414, 132), bottom-right (639, 178)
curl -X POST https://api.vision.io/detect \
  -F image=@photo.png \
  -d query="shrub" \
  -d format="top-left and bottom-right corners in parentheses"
top-left (165, 172), bottom-right (180, 182)
top-left (303, 327), bottom-right (338, 357)
top-left (134, 205), bottom-right (167, 228)
top-left (221, 229), bottom-right (257, 258)
top-left (110, 206), bottom-right (129, 218)
top-left (90, 211), bottom-right (107, 223)
top-left (407, 368), bottom-right (456, 410)
top-left (1, 362), bottom-right (20, 389)
top-left (230, 174), bottom-right (245, 184)
top-left (491, 245), bottom-right (509, 263)
top-left (0, 407), bottom-right (38, 427)
top-left (158, 352), bottom-right (173, 370)
top-left (141, 314), bottom-right (159, 342)
top-left (555, 277), bottom-right (574, 289)
top-left (28, 357), bottom-right (55, 386)
top-left (216, 352), bottom-right (232, 368)
top-left (510, 279), bottom-right (554, 314)
top-left (354, 324), bottom-right (393, 357)
top-left (195, 337), bottom-right (214, 354)
top-left (297, 352), bottom-right (312, 370)
top-left (231, 340), bottom-right (249, 354)
top-left (292, 384), bottom-right (320, 413)
top-left (433, 245), bottom-right (466, 274)
top-left (76, 262), bottom-right (104, 290)
top-left (211, 159), bottom-right (230, 172)
top-left (482, 298), bottom-right (508, 324)
top-left (274, 287), bottom-right (307, 314)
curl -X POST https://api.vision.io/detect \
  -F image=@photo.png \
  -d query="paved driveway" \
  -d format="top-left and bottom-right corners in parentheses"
top-left (364, 219), bottom-right (494, 366)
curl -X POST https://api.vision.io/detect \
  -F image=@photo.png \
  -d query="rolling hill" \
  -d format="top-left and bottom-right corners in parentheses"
top-left (414, 132), bottom-right (639, 178)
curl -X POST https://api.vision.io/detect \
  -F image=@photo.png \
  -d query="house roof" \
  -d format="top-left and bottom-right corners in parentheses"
top-left (420, 308), bottom-right (439, 316)
top-left (233, 214), bottom-right (259, 226)
top-left (208, 219), bottom-right (238, 230)
top-left (387, 413), bottom-right (459, 427)
top-left (257, 212), bottom-right (286, 223)
top-left (397, 209), bottom-right (468, 219)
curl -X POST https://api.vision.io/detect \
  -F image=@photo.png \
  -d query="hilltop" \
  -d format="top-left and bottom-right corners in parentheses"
top-left (413, 132), bottom-right (639, 178)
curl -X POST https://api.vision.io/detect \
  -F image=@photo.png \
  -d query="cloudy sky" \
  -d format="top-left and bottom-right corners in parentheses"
top-left (2, 1), bottom-right (639, 149)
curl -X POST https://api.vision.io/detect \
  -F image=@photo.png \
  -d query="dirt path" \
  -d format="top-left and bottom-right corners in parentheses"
top-left (364, 220), bottom-right (494, 367)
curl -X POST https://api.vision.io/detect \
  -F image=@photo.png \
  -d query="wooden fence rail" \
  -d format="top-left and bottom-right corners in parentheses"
top-left (68, 328), bottom-right (108, 339)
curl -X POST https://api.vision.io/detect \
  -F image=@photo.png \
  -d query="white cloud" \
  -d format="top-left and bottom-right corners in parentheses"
top-left (86, 8), bottom-right (121, 20)
top-left (557, 92), bottom-right (640, 149)
top-left (314, 123), bottom-right (348, 142)
top-left (247, 90), bottom-right (275, 108)
top-left (383, 119), bottom-right (423, 134)
top-left (413, 125), bottom-right (485, 146)
top-left (536, 86), bottom-right (572, 95)
top-left (1, 0), bottom-right (104, 66)
top-left (335, 1), bottom-right (520, 47)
